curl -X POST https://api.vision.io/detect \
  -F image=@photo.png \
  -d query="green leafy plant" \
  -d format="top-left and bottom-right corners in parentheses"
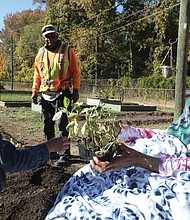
top-left (53, 97), bottom-right (123, 160)
top-left (96, 79), bottom-right (117, 99)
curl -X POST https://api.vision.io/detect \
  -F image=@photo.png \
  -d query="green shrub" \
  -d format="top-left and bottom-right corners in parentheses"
top-left (118, 76), bottom-right (132, 87)
top-left (137, 74), bottom-right (175, 89)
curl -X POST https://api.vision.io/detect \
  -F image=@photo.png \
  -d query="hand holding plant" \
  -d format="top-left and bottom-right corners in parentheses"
top-left (53, 97), bottom-right (123, 161)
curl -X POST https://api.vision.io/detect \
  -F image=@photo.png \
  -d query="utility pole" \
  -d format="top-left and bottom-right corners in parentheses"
top-left (95, 34), bottom-right (99, 86)
top-left (10, 32), bottom-right (14, 90)
top-left (174, 0), bottom-right (190, 119)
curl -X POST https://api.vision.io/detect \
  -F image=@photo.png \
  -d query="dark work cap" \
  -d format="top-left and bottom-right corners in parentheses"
top-left (41, 24), bottom-right (56, 37)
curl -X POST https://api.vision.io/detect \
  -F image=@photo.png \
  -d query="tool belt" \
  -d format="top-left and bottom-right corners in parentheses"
top-left (42, 88), bottom-right (70, 96)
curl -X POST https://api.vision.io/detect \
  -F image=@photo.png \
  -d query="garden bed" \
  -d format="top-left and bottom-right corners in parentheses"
top-left (0, 101), bottom-right (31, 108)
top-left (86, 98), bottom-right (156, 111)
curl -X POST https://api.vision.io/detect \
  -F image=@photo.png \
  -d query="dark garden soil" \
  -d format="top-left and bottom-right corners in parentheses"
top-left (0, 107), bottom-right (174, 220)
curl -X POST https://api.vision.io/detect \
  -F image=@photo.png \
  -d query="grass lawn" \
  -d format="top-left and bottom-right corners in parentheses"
top-left (0, 92), bottom-right (32, 102)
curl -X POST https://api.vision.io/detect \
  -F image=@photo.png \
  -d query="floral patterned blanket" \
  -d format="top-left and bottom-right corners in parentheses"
top-left (45, 133), bottom-right (190, 220)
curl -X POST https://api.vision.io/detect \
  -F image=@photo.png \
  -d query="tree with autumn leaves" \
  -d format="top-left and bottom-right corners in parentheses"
top-left (0, 7), bottom-right (45, 81)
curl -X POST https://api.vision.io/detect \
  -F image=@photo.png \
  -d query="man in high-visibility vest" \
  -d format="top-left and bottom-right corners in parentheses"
top-left (32, 24), bottom-right (81, 165)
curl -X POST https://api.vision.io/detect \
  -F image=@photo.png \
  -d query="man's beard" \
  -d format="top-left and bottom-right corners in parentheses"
top-left (45, 40), bottom-right (61, 51)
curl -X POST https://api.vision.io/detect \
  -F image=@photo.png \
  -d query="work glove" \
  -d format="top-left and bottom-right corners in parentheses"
top-left (72, 89), bottom-right (79, 103)
top-left (32, 92), bottom-right (38, 104)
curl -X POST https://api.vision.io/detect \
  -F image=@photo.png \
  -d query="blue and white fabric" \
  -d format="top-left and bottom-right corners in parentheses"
top-left (46, 133), bottom-right (190, 220)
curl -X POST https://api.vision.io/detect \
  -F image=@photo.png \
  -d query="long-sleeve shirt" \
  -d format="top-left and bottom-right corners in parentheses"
top-left (32, 45), bottom-right (80, 93)
top-left (0, 134), bottom-right (49, 192)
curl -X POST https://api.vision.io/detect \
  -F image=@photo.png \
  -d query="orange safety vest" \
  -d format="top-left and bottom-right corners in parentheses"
top-left (39, 44), bottom-right (71, 91)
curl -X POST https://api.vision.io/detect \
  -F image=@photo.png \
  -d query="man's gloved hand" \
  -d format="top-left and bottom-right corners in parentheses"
top-left (72, 89), bottom-right (79, 103)
top-left (32, 92), bottom-right (38, 104)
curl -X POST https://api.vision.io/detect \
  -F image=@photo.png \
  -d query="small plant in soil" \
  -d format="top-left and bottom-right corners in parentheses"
top-left (53, 97), bottom-right (123, 161)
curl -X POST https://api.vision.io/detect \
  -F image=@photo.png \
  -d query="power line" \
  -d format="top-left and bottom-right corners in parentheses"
top-left (96, 1), bottom-right (162, 30)
top-left (10, 0), bottom-right (179, 49)
top-left (70, 2), bottom-right (180, 47)
top-left (2, 2), bottom-right (122, 48)
top-left (69, 0), bottom-right (165, 44)
top-left (2, 1), bottom-right (180, 55)
top-left (5, 2), bottom-right (121, 35)
top-left (100, 3), bottom-right (180, 37)
top-left (3, 0), bottom-right (164, 39)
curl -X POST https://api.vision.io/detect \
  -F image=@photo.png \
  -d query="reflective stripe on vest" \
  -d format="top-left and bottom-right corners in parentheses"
top-left (40, 44), bottom-right (70, 87)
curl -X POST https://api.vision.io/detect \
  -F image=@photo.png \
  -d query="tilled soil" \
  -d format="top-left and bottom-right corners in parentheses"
top-left (0, 107), bottom-right (174, 220)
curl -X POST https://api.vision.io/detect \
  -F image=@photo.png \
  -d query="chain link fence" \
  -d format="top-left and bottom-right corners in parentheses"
top-left (0, 80), bottom-right (175, 109)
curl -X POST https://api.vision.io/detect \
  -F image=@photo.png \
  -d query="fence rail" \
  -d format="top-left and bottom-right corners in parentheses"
top-left (79, 85), bottom-right (175, 110)
top-left (0, 81), bottom-right (175, 110)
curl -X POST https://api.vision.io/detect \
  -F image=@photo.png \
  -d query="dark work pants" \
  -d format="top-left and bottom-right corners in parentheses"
top-left (41, 90), bottom-right (71, 155)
